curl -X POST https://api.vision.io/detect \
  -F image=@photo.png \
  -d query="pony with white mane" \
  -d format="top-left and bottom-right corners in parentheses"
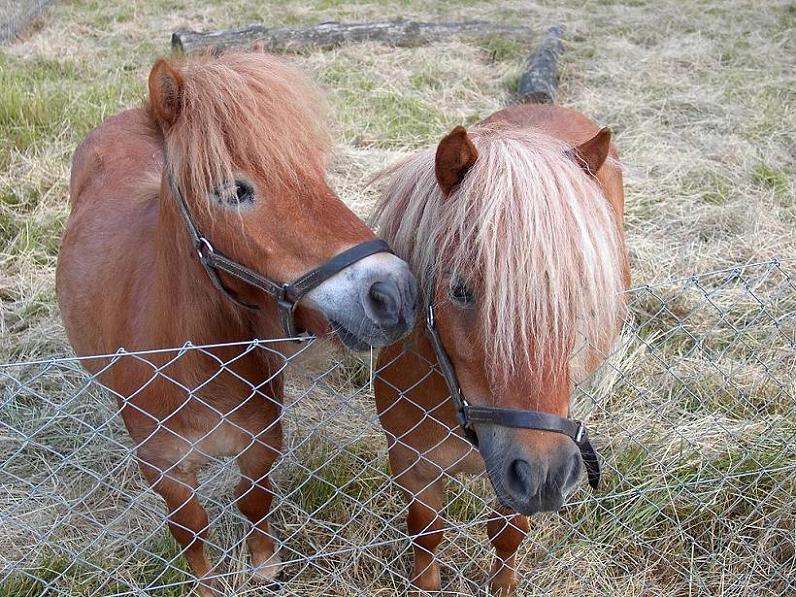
top-left (373, 103), bottom-right (629, 594)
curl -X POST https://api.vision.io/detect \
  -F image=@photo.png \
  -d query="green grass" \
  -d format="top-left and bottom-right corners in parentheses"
top-left (0, 555), bottom-right (74, 597)
top-left (752, 162), bottom-right (790, 201)
top-left (682, 168), bottom-right (736, 205)
top-left (0, 52), bottom-right (143, 272)
top-left (3, 212), bottom-right (64, 263)
top-left (325, 351), bottom-right (373, 391)
top-left (0, 54), bottom-right (140, 154)
top-left (290, 437), bottom-right (391, 520)
top-left (0, 64), bottom-right (72, 154)
top-left (0, 539), bottom-right (190, 597)
top-left (319, 57), bottom-right (452, 148)
top-left (477, 35), bottom-right (525, 62)
top-left (365, 91), bottom-right (447, 146)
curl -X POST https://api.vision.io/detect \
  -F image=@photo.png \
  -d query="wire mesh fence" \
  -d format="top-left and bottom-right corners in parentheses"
top-left (1, 258), bottom-right (794, 596)
top-left (0, 0), bottom-right (54, 43)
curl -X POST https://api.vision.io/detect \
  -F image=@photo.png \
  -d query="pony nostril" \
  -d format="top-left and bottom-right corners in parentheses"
top-left (565, 452), bottom-right (582, 487)
top-left (365, 280), bottom-right (400, 326)
top-left (507, 458), bottom-right (538, 498)
top-left (406, 273), bottom-right (419, 313)
top-left (538, 451), bottom-right (581, 510)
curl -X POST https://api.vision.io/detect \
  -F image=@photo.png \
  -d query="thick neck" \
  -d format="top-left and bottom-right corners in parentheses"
top-left (152, 179), bottom-right (257, 347)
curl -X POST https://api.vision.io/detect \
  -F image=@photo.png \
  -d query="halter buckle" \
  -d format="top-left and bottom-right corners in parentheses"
top-left (276, 283), bottom-right (294, 311)
top-left (426, 302), bottom-right (436, 328)
top-left (276, 283), bottom-right (301, 339)
top-left (574, 421), bottom-right (585, 443)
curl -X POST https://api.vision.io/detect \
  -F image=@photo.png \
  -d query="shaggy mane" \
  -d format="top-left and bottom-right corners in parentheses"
top-left (373, 123), bottom-right (625, 384)
top-left (152, 51), bottom-right (331, 207)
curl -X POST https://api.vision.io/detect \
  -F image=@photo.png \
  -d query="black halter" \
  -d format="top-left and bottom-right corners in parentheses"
top-left (166, 165), bottom-right (391, 339)
top-left (424, 294), bottom-right (601, 491)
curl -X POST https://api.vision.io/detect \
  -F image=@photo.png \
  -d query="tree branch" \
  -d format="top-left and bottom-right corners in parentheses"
top-left (172, 19), bottom-right (534, 54)
top-left (516, 25), bottom-right (564, 104)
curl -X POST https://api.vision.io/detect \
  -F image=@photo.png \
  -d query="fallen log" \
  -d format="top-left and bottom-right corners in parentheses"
top-left (516, 25), bottom-right (564, 104)
top-left (172, 19), bottom-right (534, 54)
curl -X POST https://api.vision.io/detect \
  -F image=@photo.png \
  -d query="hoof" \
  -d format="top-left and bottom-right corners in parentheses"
top-left (252, 552), bottom-right (282, 583)
top-left (257, 580), bottom-right (284, 594)
top-left (488, 577), bottom-right (518, 596)
top-left (191, 580), bottom-right (220, 597)
top-left (410, 561), bottom-right (441, 594)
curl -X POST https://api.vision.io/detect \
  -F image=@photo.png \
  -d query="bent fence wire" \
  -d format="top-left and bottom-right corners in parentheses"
top-left (1, 259), bottom-right (794, 596)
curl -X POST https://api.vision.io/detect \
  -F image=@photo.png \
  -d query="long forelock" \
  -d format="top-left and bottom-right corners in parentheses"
top-left (159, 52), bottom-right (331, 210)
top-left (374, 124), bottom-right (625, 384)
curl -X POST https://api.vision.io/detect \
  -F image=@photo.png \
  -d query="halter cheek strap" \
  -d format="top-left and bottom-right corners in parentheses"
top-left (424, 299), bottom-right (601, 491)
top-left (166, 159), bottom-right (392, 339)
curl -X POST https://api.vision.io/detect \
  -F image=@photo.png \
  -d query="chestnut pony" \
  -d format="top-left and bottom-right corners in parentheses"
top-left (56, 52), bottom-right (417, 593)
top-left (373, 103), bottom-right (630, 594)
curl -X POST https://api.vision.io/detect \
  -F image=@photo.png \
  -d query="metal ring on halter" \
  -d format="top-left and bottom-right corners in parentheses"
top-left (196, 237), bottom-right (214, 260)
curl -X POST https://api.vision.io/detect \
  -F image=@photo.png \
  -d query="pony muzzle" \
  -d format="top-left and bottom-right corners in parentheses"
top-left (475, 424), bottom-right (583, 516)
top-left (304, 252), bottom-right (418, 350)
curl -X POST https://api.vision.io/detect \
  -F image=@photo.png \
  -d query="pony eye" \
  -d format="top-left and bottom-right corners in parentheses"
top-left (449, 279), bottom-right (475, 306)
top-left (215, 180), bottom-right (254, 205)
top-left (232, 180), bottom-right (254, 204)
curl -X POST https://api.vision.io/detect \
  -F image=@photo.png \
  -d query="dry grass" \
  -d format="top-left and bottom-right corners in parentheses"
top-left (1, 0), bottom-right (795, 595)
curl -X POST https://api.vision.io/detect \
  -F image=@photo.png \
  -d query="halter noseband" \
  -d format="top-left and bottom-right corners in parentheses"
top-left (166, 161), bottom-right (391, 339)
top-left (424, 293), bottom-right (601, 491)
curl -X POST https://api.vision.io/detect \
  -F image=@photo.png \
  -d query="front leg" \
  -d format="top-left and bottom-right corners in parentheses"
top-left (138, 457), bottom-right (218, 597)
top-left (486, 507), bottom-right (529, 595)
top-left (234, 427), bottom-right (282, 584)
top-left (401, 471), bottom-right (447, 594)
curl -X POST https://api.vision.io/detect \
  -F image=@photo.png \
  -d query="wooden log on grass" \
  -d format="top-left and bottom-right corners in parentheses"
top-left (517, 25), bottom-right (564, 104)
top-left (172, 19), bottom-right (534, 54)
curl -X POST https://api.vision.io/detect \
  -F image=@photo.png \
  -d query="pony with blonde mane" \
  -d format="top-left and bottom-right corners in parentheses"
top-left (57, 51), bottom-right (417, 594)
top-left (373, 103), bottom-right (629, 594)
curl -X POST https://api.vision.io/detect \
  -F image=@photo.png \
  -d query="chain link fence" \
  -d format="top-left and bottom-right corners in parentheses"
top-left (0, 0), bottom-right (54, 43)
top-left (1, 259), bottom-right (794, 596)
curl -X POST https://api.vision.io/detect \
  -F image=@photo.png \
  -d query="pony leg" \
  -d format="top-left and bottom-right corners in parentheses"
top-left (403, 474), bottom-right (446, 594)
top-left (486, 509), bottom-right (529, 595)
top-left (139, 461), bottom-right (217, 597)
top-left (235, 439), bottom-right (281, 583)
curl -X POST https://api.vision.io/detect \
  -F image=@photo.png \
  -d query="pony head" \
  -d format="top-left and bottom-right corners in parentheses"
top-left (375, 123), bottom-right (625, 514)
top-left (147, 53), bottom-right (417, 349)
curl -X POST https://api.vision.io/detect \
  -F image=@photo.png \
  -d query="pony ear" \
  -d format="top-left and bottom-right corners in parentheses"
top-left (435, 126), bottom-right (478, 195)
top-left (148, 58), bottom-right (184, 128)
top-left (568, 127), bottom-right (612, 177)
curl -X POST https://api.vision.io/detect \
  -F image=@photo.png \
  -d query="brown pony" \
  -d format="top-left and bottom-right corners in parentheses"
top-left (373, 103), bottom-right (630, 594)
top-left (56, 52), bottom-right (417, 594)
